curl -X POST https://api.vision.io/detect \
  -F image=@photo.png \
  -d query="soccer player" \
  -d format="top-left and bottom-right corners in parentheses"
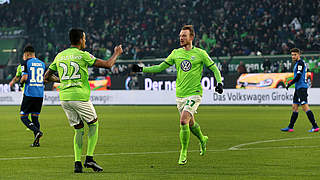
top-left (19, 44), bottom-right (46, 147)
top-left (9, 64), bottom-right (22, 89)
top-left (281, 48), bottom-right (319, 132)
top-left (44, 28), bottom-right (123, 173)
top-left (132, 25), bottom-right (223, 165)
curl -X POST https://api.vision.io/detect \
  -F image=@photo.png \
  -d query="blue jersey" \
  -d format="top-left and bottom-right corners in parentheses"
top-left (293, 59), bottom-right (308, 89)
top-left (21, 58), bottom-right (45, 97)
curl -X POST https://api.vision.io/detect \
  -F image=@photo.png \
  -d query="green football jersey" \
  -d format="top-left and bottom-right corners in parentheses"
top-left (49, 47), bottom-right (96, 101)
top-left (16, 64), bottom-right (22, 77)
top-left (15, 64), bottom-right (25, 90)
top-left (143, 47), bottom-right (221, 97)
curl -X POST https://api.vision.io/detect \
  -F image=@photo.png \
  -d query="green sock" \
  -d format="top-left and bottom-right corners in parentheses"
top-left (87, 121), bottom-right (99, 156)
top-left (179, 124), bottom-right (190, 154)
top-left (74, 128), bottom-right (84, 162)
top-left (190, 122), bottom-right (205, 143)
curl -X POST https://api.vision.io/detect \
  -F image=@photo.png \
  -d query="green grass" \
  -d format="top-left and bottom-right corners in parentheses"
top-left (1, 105), bottom-right (320, 180)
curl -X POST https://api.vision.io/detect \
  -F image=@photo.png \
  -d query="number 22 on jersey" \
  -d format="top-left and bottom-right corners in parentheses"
top-left (59, 61), bottom-right (81, 80)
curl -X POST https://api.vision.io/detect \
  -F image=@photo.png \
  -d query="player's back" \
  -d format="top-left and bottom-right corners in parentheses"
top-left (22, 58), bottom-right (45, 97)
top-left (53, 47), bottom-right (96, 101)
top-left (294, 59), bottom-right (308, 89)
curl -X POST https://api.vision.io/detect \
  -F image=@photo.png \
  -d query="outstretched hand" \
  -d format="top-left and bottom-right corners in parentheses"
top-left (215, 83), bottom-right (223, 94)
top-left (286, 83), bottom-right (291, 90)
top-left (132, 64), bottom-right (143, 72)
top-left (114, 45), bottom-right (123, 55)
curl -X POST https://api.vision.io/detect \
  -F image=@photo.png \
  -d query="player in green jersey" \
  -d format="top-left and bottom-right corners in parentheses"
top-left (44, 28), bottom-right (123, 173)
top-left (132, 25), bottom-right (223, 165)
top-left (9, 64), bottom-right (23, 90)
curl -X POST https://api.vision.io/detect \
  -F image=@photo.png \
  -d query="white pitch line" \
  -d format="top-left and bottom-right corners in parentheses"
top-left (232, 145), bottom-right (320, 151)
top-left (1, 137), bottom-right (319, 161)
top-left (228, 136), bottom-right (319, 150)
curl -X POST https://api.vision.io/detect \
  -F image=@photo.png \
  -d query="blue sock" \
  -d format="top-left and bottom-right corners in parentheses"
top-left (288, 112), bottom-right (298, 129)
top-left (306, 110), bottom-right (318, 128)
top-left (31, 114), bottom-right (40, 129)
top-left (21, 115), bottom-right (39, 134)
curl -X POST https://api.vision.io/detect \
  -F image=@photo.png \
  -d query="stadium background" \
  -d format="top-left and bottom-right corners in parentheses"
top-left (2, 1), bottom-right (320, 179)
top-left (1, 0), bottom-right (320, 91)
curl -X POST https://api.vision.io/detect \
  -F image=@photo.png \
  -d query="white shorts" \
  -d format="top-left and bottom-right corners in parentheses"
top-left (176, 95), bottom-right (202, 116)
top-left (61, 100), bottom-right (97, 126)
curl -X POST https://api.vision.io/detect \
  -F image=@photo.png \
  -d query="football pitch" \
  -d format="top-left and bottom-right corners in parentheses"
top-left (1, 105), bottom-right (320, 180)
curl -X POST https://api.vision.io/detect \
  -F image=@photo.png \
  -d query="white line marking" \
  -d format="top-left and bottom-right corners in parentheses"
top-left (229, 136), bottom-right (319, 150)
top-left (1, 137), bottom-right (319, 161)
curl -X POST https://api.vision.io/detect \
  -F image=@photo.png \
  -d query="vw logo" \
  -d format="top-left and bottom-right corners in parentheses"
top-left (181, 60), bottom-right (192, 72)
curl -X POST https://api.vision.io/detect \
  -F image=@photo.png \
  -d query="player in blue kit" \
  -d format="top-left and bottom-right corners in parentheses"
top-left (281, 48), bottom-right (319, 132)
top-left (19, 44), bottom-right (46, 147)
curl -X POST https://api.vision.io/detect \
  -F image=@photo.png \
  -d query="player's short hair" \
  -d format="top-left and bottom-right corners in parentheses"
top-left (181, 25), bottom-right (195, 37)
top-left (69, 28), bottom-right (84, 45)
top-left (290, 48), bottom-right (301, 54)
top-left (23, 44), bottom-right (35, 53)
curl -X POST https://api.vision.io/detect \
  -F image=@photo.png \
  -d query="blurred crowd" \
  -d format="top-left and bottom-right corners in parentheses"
top-left (1, 0), bottom-right (320, 63)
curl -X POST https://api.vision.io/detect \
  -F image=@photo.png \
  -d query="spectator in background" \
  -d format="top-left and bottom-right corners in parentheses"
top-left (308, 56), bottom-right (316, 71)
top-left (263, 59), bottom-right (271, 73)
top-left (2, 0), bottom-right (320, 61)
top-left (311, 64), bottom-right (320, 73)
top-left (237, 61), bottom-right (247, 75)
top-left (220, 56), bottom-right (233, 75)
top-left (221, 60), bottom-right (229, 75)
top-left (278, 62), bottom-right (288, 73)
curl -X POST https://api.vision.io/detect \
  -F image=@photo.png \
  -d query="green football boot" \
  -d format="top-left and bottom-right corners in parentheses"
top-left (200, 136), bottom-right (208, 156)
top-left (178, 151), bottom-right (187, 165)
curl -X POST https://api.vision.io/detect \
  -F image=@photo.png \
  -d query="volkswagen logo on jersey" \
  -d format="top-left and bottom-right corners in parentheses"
top-left (181, 60), bottom-right (192, 72)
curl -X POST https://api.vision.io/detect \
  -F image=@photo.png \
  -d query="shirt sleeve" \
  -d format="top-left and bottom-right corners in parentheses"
top-left (49, 56), bottom-right (58, 71)
top-left (142, 61), bottom-right (171, 73)
top-left (164, 50), bottom-right (175, 66)
top-left (201, 50), bottom-right (222, 83)
top-left (21, 61), bottom-right (27, 75)
top-left (15, 65), bottom-right (22, 77)
top-left (296, 61), bottom-right (305, 74)
top-left (201, 50), bottom-right (215, 68)
top-left (142, 50), bottom-right (175, 73)
top-left (83, 51), bottom-right (97, 66)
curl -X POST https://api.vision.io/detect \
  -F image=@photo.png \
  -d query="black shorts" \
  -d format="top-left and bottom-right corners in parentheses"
top-left (293, 88), bottom-right (308, 105)
top-left (20, 95), bottom-right (44, 115)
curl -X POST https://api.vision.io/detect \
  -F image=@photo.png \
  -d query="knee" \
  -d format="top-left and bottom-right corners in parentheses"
top-left (74, 121), bottom-right (84, 129)
top-left (20, 114), bottom-right (28, 120)
top-left (88, 118), bottom-right (98, 125)
top-left (180, 116), bottom-right (188, 125)
top-left (31, 114), bottom-right (39, 117)
top-left (180, 120), bottom-right (188, 125)
top-left (302, 106), bottom-right (310, 112)
top-left (292, 106), bottom-right (298, 112)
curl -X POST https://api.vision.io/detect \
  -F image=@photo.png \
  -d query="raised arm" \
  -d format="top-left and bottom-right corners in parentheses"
top-left (132, 61), bottom-right (171, 73)
top-left (208, 63), bottom-right (222, 83)
top-left (132, 49), bottom-right (175, 73)
top-left (20, 74), bottom-right (28, 84)
top-left (9, 76), bottom-right (20, 87)
top-left (44, 69), bottom-right (60, 83)
top-left (286, 61), bottom-right (304, 90)
top-left (93, 45), bottom-right (123, 68)
top-left (202, 50), bottom-right (223, 94)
